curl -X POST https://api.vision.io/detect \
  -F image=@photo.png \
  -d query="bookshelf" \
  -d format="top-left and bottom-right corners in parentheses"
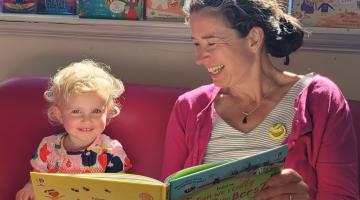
top-left (0, 13), bottom-right (359, 52)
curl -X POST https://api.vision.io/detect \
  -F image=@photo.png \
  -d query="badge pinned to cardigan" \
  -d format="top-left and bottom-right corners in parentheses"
top-left (269, 123), bottom-right (287, 141)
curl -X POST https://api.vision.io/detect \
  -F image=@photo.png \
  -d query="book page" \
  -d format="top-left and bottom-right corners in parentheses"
top-left (167, 145), bottom-right (288, 200)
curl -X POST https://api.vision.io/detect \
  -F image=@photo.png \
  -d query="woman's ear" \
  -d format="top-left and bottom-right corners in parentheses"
top-left (246, 26), bottom-right (264, 53)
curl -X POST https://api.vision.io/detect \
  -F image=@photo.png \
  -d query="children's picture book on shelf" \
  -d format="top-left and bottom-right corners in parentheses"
top-left (145, 0), bottom-right (185, 21)
top-left (31, 145), bottom-right (287, 200)
top-left (290, 0), bottom-right (360, 28)
top-left (36, 0), bottom-right (77, 15)
top-left (3, 0), bottom-right (35, 13)
top-left (79, 0), bottom-right (143, 20)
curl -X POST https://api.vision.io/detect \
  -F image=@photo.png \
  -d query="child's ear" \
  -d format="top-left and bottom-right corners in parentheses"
top-left (107, 106), bottom-right (120, 119)
top-left (50, 106), bottom-right (63, 124)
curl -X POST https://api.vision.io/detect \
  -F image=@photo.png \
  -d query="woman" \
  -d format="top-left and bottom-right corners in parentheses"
top-left (160, 0), bottom-right (359, 199)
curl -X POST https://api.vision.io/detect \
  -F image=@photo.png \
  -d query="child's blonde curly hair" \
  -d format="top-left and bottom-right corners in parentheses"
top-left (44, 59), bottom-right (124, 124)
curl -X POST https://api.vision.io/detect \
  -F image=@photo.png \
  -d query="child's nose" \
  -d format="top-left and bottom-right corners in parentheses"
top-left (81, 114), bottom-right (92, 121)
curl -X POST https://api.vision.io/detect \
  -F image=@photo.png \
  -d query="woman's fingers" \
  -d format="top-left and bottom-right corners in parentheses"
top-left (266, 168), bottom-right (302, 187)
top-left (267, 193), bottom-right (309, 200)
top-left (254, 168), bottom-right (309, 200)
top-left (256, 181), bottom-right (309, 199)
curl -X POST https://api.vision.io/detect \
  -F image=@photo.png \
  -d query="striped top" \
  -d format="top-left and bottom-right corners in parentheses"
top-left (203, 73), bottom-right (313, 164)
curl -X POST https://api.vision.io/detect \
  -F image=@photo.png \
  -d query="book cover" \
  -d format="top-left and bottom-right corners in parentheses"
top-left (166, 145), bottom-right (288, 200)
top-left (36, 0), bottom-right (77, 15)
top-left (290, 0), bottom-right (360, 28)
top-left (3, 0), bottom-right (36, 13)
top-left (31, 145), bottom-right (287, 200)
top-left (145, 0), bottom-right (185, 21)
top-left (78, 0), bottom-right (143, 20)
top-left (31, 172), bottom-right (167, 199)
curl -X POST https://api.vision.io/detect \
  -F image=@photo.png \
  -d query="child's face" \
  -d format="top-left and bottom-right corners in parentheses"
top-left (55, 90), bottom-right (110, 146)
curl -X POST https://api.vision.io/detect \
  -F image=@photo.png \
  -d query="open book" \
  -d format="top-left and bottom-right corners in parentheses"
top-left (31, 145), bottom-right (287, 200)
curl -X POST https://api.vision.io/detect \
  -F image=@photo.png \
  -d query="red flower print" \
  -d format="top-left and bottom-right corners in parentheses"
top-left (66, 159), bottom-right (72, 168)
top-left (124, 157), bottom-right (132, 170)
top-left (98, 154), bottom-right (108, 170)
top-left (39, 144), bottom-right (50, 162)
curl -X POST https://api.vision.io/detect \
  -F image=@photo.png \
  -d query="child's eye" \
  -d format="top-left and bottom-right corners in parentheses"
top-left (92, 109), bottom-right (103, 114)
top-left (71, 109), bottom-right (81, 114)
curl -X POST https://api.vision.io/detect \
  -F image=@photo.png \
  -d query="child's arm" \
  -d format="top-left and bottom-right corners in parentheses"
top-left (16, 181), bottom-right (35, 200)
top-left (17, 136), bottom-right (52, 200)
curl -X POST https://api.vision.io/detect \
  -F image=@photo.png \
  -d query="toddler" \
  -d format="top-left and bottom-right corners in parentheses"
top-left (16, 60), bottom-right (132, 200)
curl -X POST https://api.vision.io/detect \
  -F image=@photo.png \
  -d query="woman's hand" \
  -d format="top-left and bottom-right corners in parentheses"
top-left (16, 182), bottom-right (35, 200)
top-left (255, 168), bottom-right (309, 200)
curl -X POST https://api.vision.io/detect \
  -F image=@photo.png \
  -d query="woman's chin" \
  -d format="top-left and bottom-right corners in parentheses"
top-left (209, 72), bottom-right (224, 86)
top-left (211, 79), bottom-right (225, 88)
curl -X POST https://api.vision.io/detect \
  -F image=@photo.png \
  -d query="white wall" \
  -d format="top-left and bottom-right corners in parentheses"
top-left (0, 36), bottom-right (208, 87)
top-left (273, 50), bottom-right (359, 101)
top-left (0, 14), bottom-right (359, 100)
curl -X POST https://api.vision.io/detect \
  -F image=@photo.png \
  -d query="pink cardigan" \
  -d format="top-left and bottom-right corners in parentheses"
top-left (161, 74), bottom-right (359, 199)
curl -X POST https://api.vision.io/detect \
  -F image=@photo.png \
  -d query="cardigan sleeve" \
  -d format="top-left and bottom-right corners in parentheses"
top-left (160, 96), bottom-right (189, 181)
top-left (308, 76), bottom-right (358, 199)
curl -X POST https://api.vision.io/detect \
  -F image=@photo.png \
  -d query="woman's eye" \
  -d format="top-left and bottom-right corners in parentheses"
top-left (193, 42), bottom-right (200, 47)
top-left (207, 40), bottom-right (220, 47)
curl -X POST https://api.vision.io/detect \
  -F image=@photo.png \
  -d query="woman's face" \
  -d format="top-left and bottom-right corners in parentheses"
top-left (189, 11), bottom-right (256, 88)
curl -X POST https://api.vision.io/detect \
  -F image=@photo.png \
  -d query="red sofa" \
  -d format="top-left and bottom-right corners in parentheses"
top-left (1, 77), bottom-right (359, 199)
top-left (0, 77), bottom-right (187, 199)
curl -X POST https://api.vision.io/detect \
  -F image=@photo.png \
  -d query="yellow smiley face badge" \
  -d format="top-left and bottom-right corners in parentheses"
top-left (269, 123), bottom-right (287, 141)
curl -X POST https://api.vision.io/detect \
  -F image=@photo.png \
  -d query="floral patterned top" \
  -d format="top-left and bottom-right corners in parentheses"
top-left (30, 133), bottom-right (132, 173)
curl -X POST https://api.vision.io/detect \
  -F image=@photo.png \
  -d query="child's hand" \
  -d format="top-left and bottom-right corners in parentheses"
top-left (16, 182), bottom-right (35, 200)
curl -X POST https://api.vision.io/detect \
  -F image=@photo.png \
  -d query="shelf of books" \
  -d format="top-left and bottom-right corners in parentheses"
top-left (0, 13), bottom-right (359, 52)
top-left (0, 13), bottom-right (191, 43)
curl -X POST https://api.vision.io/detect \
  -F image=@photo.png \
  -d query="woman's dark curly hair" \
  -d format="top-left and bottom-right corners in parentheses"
top-left (185, 0), bottom-right (304, 64)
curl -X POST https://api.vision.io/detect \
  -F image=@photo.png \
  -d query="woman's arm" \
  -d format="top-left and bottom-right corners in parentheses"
top-left (310, 81), bottom-right (358, 199)
top-left (161, 98), bottom-right (189, 181)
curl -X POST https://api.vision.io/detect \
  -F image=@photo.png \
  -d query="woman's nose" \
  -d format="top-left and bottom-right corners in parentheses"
top-left (195, 48), bottom-right (208, 65)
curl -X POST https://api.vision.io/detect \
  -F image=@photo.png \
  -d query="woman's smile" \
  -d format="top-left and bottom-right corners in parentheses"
top-left (207, 64), bottom-right (224, 75)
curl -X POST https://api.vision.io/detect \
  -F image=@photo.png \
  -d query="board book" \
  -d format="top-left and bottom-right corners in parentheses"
top-left (31, 144), bottom-right (287, 200)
